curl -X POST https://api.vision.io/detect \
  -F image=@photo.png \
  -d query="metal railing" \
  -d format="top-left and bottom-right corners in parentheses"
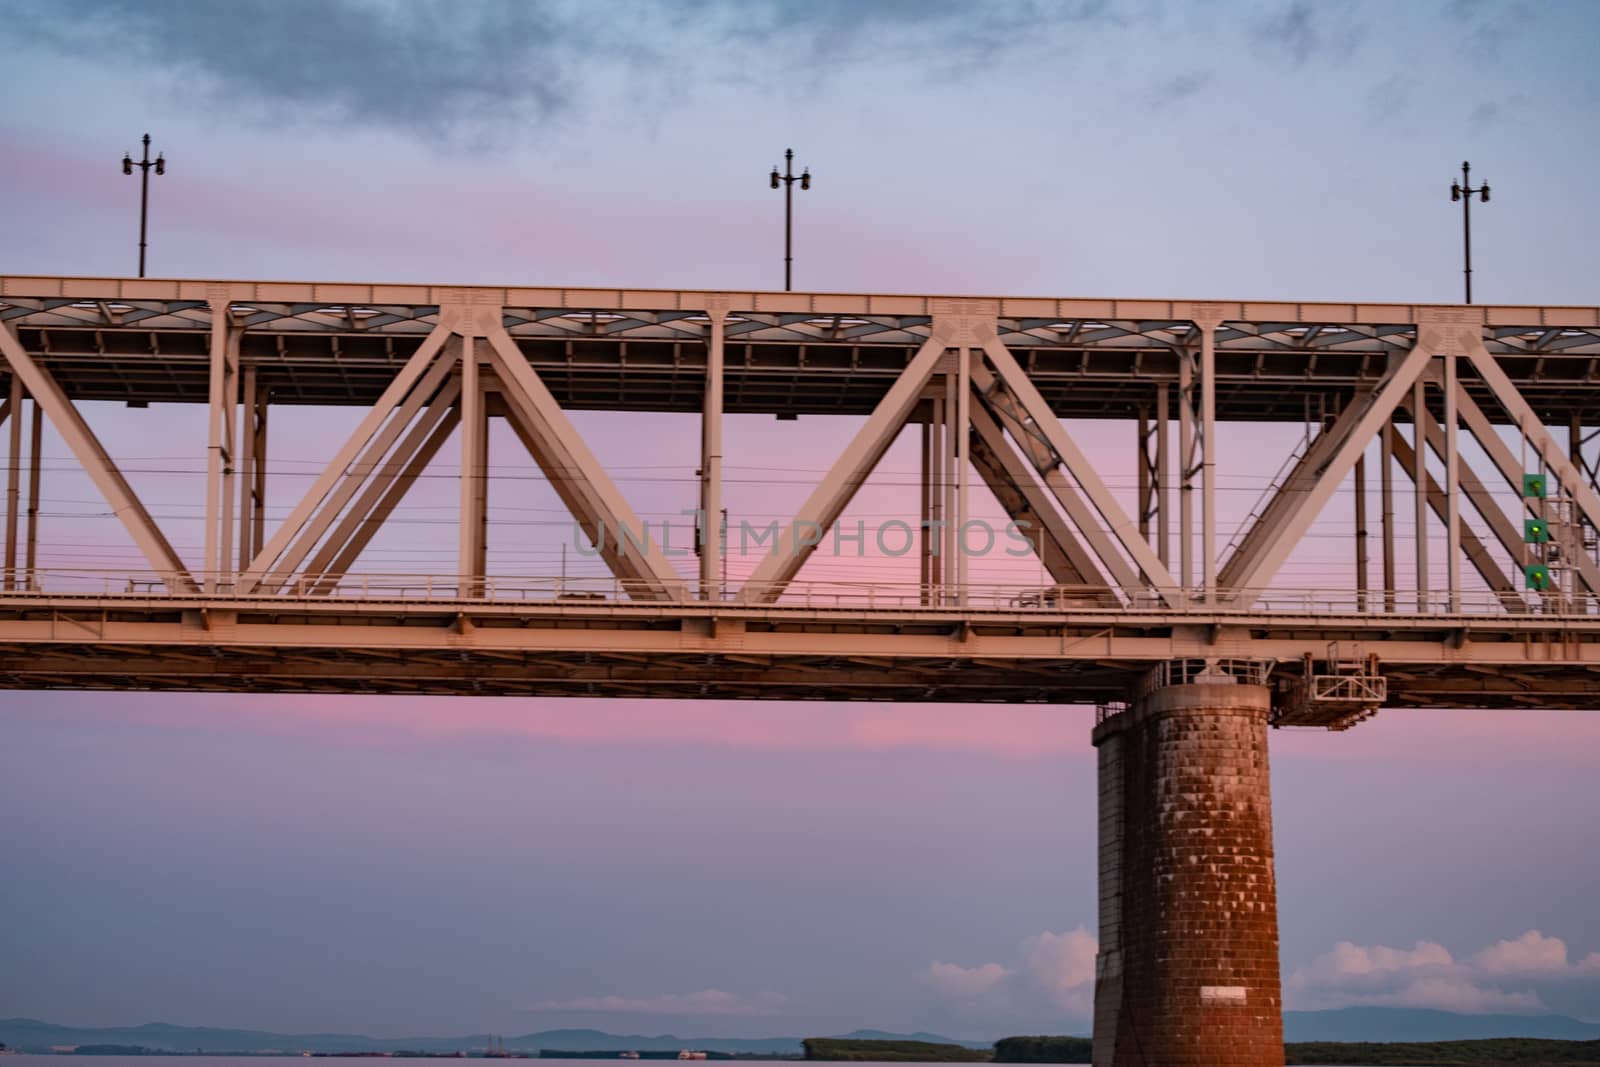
top-left (1137, 659), bottom-right (1274, 697)
top-left (3, 569), bottom-right (1600, 619)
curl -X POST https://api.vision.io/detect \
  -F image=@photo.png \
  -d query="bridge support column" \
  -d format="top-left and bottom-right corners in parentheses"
top-left (1092, 668), bottom-right (1282, 1067)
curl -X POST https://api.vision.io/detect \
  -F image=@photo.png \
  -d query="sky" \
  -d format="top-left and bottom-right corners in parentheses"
top-left (3, 0), bottom-right (1600, 1042)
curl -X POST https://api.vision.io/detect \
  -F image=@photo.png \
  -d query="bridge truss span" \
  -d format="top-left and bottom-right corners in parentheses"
top-left (3, 274), bottom-right (1600, 714)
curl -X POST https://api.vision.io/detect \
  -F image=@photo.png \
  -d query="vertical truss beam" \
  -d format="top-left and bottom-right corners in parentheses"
top-left (942, 363), bottom-right (958, 591)
top-left (700, 303), bottom-right (727, 600)
top-left (203, 300), bottom-right (241, 590)
top-left (458, 337), bottom-right (488, 597)
top-left (955, 347), bottom-right (971, 603)
top-left (1156, 385), bottom-right (1170, 569)
top-left (24, 399), bottom-right (40, 590)
top-left (1412, 376), bottom-right (1429, 609)
top-left (1354, 453), bottom-right (1369, 611)
top-left (4, 373), bottom-right (19, 590)
top-left (1178, 347), bottom-right (1195, 591)
top-left (0, 322), bottom-right (194, 590)
top-left (484, 326), bottom-right (686, 601)
top-left (1381, 421), bottom-right (1397, 611)
top-left (920, 404), bottom-right (942, 603)
top-left (1219, 333), bottom-right (1439, 600)
top-left (979, 335), bottom-right (1179, 605)
top-left (237, 367), bottom-right (268, 571)
top-left (1198, 311), bottom-right (1220, 600)
top-left (741, 332), bottom-right (951, 602)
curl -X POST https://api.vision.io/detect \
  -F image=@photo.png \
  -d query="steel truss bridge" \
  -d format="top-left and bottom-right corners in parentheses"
top-left (3, 275), bottom-right (1600, 718)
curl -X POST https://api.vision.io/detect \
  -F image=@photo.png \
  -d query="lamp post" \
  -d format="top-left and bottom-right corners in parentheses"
top-left (1449, 160), bottom-right (1489, 304)
top-left (769, 148), bottom-right (810, 291)
top-left (122, 134), bottom-right (166, 278)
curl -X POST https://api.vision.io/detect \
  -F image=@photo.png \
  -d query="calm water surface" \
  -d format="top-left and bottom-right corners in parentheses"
top-left (4, 1055), bottom-right (1384, 1067)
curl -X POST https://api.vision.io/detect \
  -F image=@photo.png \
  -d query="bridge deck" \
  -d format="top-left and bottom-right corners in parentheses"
top-left (3, 587), bottom-right (1598, 709)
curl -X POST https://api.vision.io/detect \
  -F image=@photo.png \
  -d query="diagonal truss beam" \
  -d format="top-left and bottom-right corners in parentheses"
top-left (967, 398), bottom-right (1101, 587)
top-left (303, 378), bottom-right (463, 592)
top-left (238, 323), bottom-right (454, 592)
top-left (1453, 380), bottom-right (1600, 595)
top-left (312, 406), bottom-right (461, 596)
top-left (1463, 333), bottom-right (1600, 539)
top-left (242, 327), bottom-right (460, 593)
top-left (979, 334), bottom-right (1179, 604)
top-left (484, 329), bottom-right (687, 602)
top-left (1220, 332), bottom-right (1440, 600)
top-left (1408, 398), bottom-right (1543, 601)
top-left (968, 360), bottom-right (1141, 593)
top-left (740, 332), bottom-right (952, 602)
top-left (1386, 421), bottom-right (1523, 606)
top-left (1218, 386), bottom-right (1377, 589)
top-left (0, 323), bottom-right (195, 590)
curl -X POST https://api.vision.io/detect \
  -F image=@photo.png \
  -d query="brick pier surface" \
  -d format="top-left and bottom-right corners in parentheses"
top-left (1091, 680), bottom-right (1283, 1067)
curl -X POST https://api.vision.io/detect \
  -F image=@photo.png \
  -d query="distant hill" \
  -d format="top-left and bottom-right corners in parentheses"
top-left (0, 1019), bottom-right (982, 1057)
top-left (1284, 1008), bottom-right (1600, 1043)
top-left (11, 1011), bottom-right (1600, 1057)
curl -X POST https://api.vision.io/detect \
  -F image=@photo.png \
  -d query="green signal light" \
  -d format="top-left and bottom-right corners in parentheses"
top-left (1526, 563), bottom-right (1552, 590)
top-left (1524, 518), bottom-right (1550, 543)
top-left (1523, 474), bottom-right (1547, 498)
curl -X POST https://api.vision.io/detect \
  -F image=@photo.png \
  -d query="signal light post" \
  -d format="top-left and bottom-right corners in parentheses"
top-left (769, 148), bottom-right (811, 292)
top-left (1449, 161), bottom-right (1490, 304)
top-left (122, 134), bottom-right (166, 278)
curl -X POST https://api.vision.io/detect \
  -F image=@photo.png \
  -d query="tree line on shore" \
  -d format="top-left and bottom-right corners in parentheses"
top-left (803, 1034), bottom-right (1600, 1065)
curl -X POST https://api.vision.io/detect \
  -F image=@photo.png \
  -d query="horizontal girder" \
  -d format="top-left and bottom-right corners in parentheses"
top-left (3, 592), bottom-right (1600, 710)
top-left (3, 275), bottom-right (1599, 420)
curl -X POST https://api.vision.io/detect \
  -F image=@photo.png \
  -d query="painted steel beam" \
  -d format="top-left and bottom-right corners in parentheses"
top-left (1218, 385), bottom-right (1379, 589)
top-left (301, 378), bottom-right (462, 590)
top-left (967, 398), bottom-right (1101, 588)
top-left (484, 327), bottom-right (687, 601)
top-left (239, 322), bottom-right (454, 592)
top-left (1220, 333), bottom-right (1440, 600)
top-left (1464, 332), bottom-right (1600, 536)
top-left (968, 357), bottom-right (1143, 594)
top-left (1385, 424), bottom-right (1520, 604)
top-left (740, 331), bottom-right (952, 602)
top-left (0, 323), bottom-right (194, 590)
top-left (980, 334), bottom-right (1180, 604)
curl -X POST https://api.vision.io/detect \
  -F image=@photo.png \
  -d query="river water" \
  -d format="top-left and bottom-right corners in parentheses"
top-left (0, 1055), bottom-right (1383, 1067)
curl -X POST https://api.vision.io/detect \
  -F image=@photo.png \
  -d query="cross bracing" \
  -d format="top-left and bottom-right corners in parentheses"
top-left (4, 275), bottom-right (1600, 718)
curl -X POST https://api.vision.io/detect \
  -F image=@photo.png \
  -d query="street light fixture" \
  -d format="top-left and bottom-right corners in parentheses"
top-left (1448, 160), bottom-right (1490, 304)
top-left (769, 148), bottom-right (811, 291)
top-left (122, 133), bottom-right (166, 278)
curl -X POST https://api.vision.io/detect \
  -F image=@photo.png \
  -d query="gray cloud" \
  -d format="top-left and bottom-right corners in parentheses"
top-left (1255, 0), bottom-right (1321, 64)
top-left (3, 0), bottom-right (1127, 144)
top-left (1364, 73), bottom-right (1415, 121)
top-left (1251, 0), bottom-right (1367, 67)
top-left (6, 0), bottom-right (590, 143)
top-left (1145, 70), bottom-right (1214, 108)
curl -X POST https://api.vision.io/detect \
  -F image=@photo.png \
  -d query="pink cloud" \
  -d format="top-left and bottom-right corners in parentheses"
top-left (59, 692), bottom-right (1091, 757)
top-left (1286, 930), bottom-right (1600, 1013)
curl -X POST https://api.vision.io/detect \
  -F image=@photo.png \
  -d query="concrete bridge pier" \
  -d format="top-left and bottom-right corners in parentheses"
top-left (1091, 666), bottom-right (1283, 1067)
